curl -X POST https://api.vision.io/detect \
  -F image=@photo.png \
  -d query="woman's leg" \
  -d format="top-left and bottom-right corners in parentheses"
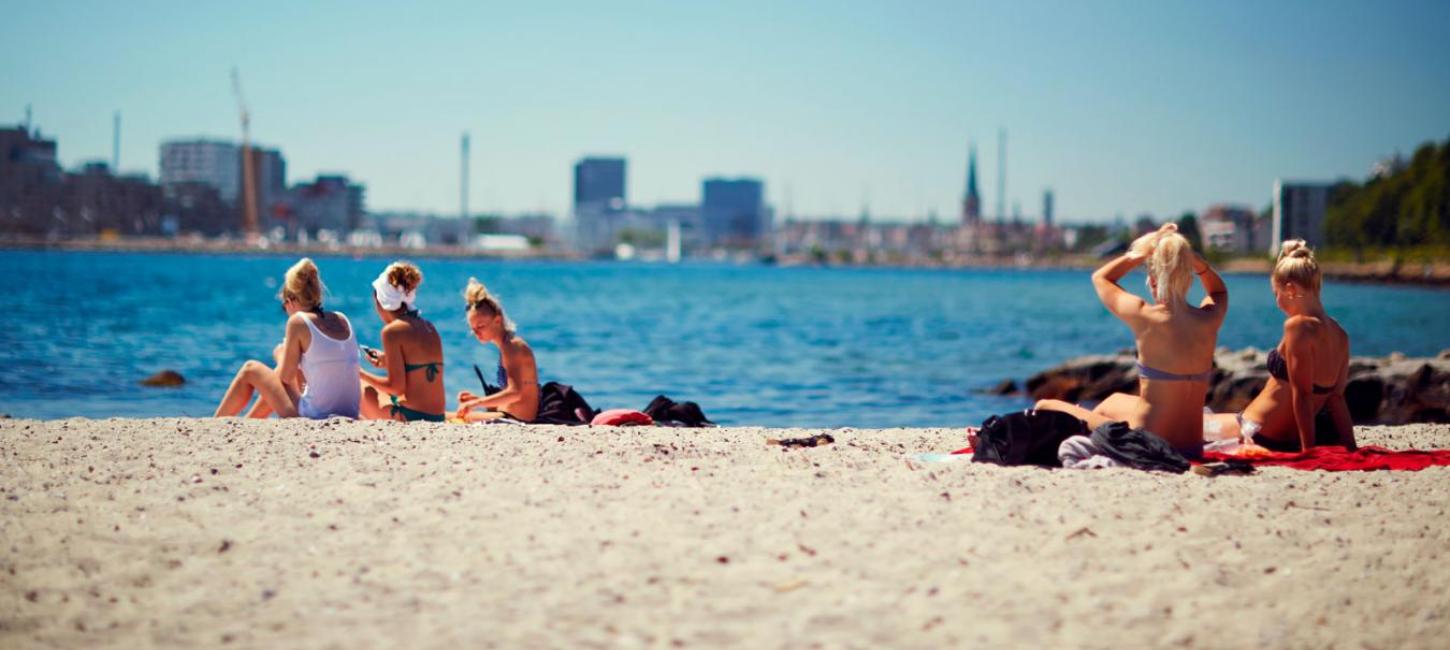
top-left (1034, 399), bottom-right (1113, 430)
top-left (239, 360), bottom-right (300, 418)
top-left (215, 360), bottom-right (263, 416)
top-left (359, 385), bottom-right (395, 420)
top-left (1091, 393), bottom-right (1143, 421)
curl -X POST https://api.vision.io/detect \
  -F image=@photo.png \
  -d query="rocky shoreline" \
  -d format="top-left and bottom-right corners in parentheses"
top-left (994, 348), bottom-right (1450, 425)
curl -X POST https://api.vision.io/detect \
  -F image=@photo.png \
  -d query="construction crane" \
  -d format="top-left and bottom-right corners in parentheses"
top-left (231, 67), bottom-right (260, 241)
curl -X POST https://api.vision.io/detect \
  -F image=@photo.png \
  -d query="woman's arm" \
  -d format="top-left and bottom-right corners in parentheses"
top-left (1282, 317), bottom-right (1319, 451)
top-left (1192, 251), bottom-right (1229, 317)
top-left (1092, 253), bottom-right (1149, 323)
top-left (359, 327), bottom-right (408, 396)
top-left (1325, 347), bottom-right (1357, 451)
top-left (275, 316), bottom-right (307, 386)
top-left (463, 346), bottom-right (538, 409)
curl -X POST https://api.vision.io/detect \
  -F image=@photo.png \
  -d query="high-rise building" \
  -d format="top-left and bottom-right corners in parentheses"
top-left (1272, 180), bottom-right (1330, 251)
top-left (573, 157), bottom-right (627, 209)
top-left (1042, 189), bottom-right (1054, 228)
top-left (572, 157), bottom-right (627, 252)
top-left (160, 140), bottom-right (241, 203)
top-left (702, 177), bottom-right (768, 247)
top-left (249, 146), bottom-right (287, 227)
top-left (962, 143), bottom-right (981, 226)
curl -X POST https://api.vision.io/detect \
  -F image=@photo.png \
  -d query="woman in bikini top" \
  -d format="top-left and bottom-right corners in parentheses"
top-left (454, 277), bottom-right (539, 423)
top-left (1206, 240), bottom-right (1355, 452)
top-left (1035, 223), bottom-right (1228, 455)
top-left (359, 261), bottom-right (448, 422)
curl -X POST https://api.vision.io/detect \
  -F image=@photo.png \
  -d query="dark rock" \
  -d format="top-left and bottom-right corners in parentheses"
top-left (1012, 349), bottom-right (1450, 425)
top-left (141, 370), bottom-right (186, 388)
top-left (986, 379), bottom-right (1018, 396)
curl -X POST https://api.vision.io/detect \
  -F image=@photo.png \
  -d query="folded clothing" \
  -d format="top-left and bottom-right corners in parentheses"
top-left (1202, 445), bottom-right (1450, 472)
top-left (1088, 421), bottom-right (1191, 473)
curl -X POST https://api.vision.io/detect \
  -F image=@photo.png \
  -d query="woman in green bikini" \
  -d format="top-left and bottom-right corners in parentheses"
top-left (359, 261), bottom-right (447, 422)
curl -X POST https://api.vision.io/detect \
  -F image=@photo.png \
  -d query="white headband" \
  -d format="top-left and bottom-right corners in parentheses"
top-left (371, 271), bottom-right (416, 312)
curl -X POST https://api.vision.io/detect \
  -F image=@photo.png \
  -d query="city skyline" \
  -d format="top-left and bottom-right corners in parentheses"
top-left (3, 1), bottom-right (1448, 222)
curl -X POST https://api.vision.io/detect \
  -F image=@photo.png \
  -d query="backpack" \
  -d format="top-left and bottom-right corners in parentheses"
top-left (971, 410), bottom-right (1088, 467)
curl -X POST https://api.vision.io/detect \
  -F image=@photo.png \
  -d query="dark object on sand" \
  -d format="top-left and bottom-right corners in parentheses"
top-left (1089, 421), bottom-right (1190, 473)
top-left (643, 395), bottom-right (715, 428)
top-left (971, 410), bottom-right (1087, 467)
top-left (1192, 461), bottom-right (1256, 477)
top-left (141, 370), bottom-right (186, 387)
top-left (767, 434), bottom-right (835, 448)
top-left (533, 382), bottom-right (597, 425)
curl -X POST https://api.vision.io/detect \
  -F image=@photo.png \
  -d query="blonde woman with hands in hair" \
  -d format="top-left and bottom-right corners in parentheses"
top-left (1035, 223), bottom-right (1228, 456)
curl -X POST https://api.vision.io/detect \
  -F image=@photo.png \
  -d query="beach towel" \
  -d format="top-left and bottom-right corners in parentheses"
top-left (1202, 445), bottom-right (1450, 472)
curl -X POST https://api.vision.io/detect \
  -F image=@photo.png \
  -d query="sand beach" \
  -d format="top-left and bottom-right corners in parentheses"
top-left (3, 418), bottom-right (1448, 648)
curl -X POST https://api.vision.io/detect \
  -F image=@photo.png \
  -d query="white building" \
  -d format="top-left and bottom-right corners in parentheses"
top-left (1200, 204), bottom-right (1258, 254)
top-left (160, 140), bottom-right (240, 203)
top-left (1271, 181), bottom-right (1331, 252)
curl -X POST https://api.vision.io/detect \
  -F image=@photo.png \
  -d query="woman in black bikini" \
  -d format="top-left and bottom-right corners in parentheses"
top-left (359, 261), bottom-right (448, 422)
top-left (1207, 241), bottom-right (1355, 451)
top-left (455, 278), bottom-right (539, 422)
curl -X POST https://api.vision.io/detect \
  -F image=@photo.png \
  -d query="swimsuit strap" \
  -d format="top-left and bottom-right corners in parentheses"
top-left (404, 361), bottom-right (442, 382)
top-left (1136, 361), bottom-right (1214, 383)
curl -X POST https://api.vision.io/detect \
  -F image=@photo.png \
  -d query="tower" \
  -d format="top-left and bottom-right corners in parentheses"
top-left (112, 111), bottom-right (120, 171)
top-left (961, 143), bottom-right (981, 225)
top-left (1043, 189), bottom-right (1054, 228)
top-left (996, 128), bottom-right (1007, 223)
top-left (460, 132), bottom-right (470, 220)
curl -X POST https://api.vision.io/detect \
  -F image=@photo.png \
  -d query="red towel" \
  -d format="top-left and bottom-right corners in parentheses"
top-left (1202, 445), bottom-right (1450, 472)
top-left (589, 409), bottom-right (654, 427)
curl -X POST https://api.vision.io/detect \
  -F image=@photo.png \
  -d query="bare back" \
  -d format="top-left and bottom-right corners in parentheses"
top-left (1131, 304), bottom-right (1222, 448)
top-left (382, 316), bottom-right (447, 415)
top-left (1243, 315), bottom-right (1350, 443)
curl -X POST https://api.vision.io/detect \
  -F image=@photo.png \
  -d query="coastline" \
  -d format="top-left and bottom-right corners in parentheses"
top-left (4, 237), bottom-right (1448, 286)
top-left (4, 417), bottom-right (1448, 647)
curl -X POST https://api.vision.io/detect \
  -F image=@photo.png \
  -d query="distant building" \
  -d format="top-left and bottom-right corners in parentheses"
top-left (702, 177), bottom-right (768, 248)
top-left (248, 146), bottom-right (287, 228)
top-left (1042, 189), bottom-right (1054, 228)
top-left (0, 125), bottom-right (63, 234)
top-left (283, 175), bottom-right (364, 238)
top-left (160, 140), bottom-right (241, 203)
top-left (572, 157), bottom-right (627, 252)
top-left (64, 162), bottom-right (164, 236)
top-left (1200, 204), bottom-right (1258, 254)
top-left (962, 144), bottom-right (981, 226)
top-left (1272, 180), bottom-right (1330, 251)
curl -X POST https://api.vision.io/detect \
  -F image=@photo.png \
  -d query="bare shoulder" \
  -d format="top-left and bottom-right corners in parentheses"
top-left (1283, 314), bottom-right (1322, 335)
top-left (381, 319), bottom-right (411, 341)
top-left (506, 335), bottom-right (535, 360)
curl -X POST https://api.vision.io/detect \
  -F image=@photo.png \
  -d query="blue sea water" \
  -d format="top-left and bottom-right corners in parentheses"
top-left (2, 250), bottom-right (1447, 427)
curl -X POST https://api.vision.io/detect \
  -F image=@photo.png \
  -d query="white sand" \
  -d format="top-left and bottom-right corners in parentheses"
top-left (2, 418), bottom-right (1448, 648)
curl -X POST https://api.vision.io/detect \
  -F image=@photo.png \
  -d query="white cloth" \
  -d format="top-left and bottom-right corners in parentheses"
top-left (371, 272), bottom-right (416, 311)
top-left (1057, 435), bottom-right (1125, 470)
top-left (296, 313), bottom-right (361, 419)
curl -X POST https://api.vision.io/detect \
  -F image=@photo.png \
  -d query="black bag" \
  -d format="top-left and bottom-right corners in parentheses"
top-left (533, 382), bottom-right (596, 425)
top-left (642, 395), bottom-right (715, 428)
top-left (971, 410), bottom-right (1088, 467)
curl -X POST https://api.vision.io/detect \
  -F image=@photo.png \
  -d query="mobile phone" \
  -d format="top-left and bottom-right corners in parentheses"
top-left (360, 345), bottom-right (381, 361)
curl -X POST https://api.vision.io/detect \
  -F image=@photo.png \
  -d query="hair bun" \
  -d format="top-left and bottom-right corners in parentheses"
top-left (1279, 239), bottom-right (1312, 259)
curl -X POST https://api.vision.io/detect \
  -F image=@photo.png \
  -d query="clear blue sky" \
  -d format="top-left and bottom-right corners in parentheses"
top-left (3, 0), bottom-right (1448, 222)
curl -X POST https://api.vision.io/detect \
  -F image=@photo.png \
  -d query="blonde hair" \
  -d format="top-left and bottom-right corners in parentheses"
top-left (1273, 239), bottom-right (1321, 294)
top-left (280, 258), bottom-right (324, 309)
top-left (1140, 233), bottom-right (1194, 307)
top-left (464, 277), bottom-right (516, 334)
top-left (385, 261), bottom-right (423, 294)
